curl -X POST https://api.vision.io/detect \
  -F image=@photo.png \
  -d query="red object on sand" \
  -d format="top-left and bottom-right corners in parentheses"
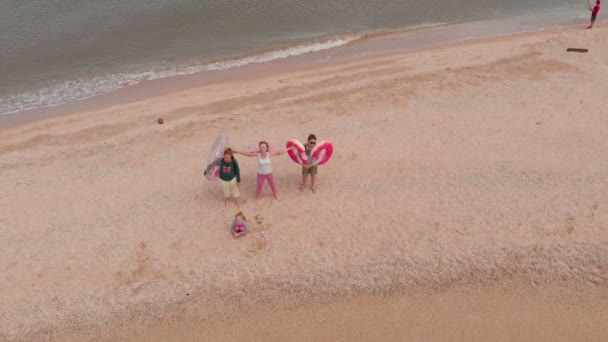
top-left (157, 118), bottom-right (164, 124)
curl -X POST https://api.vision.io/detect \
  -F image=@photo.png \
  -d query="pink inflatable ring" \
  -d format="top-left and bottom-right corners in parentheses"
top-left (311, 141), bottom-right (334, 165)
top-left (286, 139), bottom-right (307, 165)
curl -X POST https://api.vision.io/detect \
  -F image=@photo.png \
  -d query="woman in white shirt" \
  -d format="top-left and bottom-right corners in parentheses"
top-left (233, 141), bottom-right (289, 201)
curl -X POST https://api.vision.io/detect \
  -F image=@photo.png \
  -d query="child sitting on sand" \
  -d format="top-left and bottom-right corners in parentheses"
top-left (230, 211), bottom-right (249, 238)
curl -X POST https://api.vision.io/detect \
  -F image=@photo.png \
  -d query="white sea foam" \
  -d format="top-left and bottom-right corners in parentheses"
top-left (0, 36), bottom-right (358, 116)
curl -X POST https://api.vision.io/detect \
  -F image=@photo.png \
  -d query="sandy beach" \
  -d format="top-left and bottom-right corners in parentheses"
top-left (1, 23), bottom-right (608, 341)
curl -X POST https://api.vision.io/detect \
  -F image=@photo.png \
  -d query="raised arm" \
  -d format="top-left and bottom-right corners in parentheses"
top-left (232, 149), bottom-right (258, 157)
top-left (271, 149), bottom-right (288, 156)
top-left (272, 145), bottom-right (295, 156)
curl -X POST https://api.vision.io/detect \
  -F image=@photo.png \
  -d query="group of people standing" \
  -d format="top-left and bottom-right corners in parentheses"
top-left (205, 134), bottom-right (321, 209)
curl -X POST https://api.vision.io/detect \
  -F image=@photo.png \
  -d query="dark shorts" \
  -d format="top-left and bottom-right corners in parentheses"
top-left (591, 13), bottom-right (597, 21)
top-left (302, 165), bottom-right (318, 176)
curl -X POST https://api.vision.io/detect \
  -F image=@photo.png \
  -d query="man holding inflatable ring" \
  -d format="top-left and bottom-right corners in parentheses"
top-left (300, 133), bottom-right (318, 193)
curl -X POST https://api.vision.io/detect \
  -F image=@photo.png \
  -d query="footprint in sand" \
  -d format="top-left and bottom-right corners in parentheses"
top-left (114, 241), bottom-right (151, 286)
top-left (246, 231), bottom-right (270, 256)
top-left (565, 216), bottom-right (575, 235)
top-left (169, 239), bottom-right (183, 251)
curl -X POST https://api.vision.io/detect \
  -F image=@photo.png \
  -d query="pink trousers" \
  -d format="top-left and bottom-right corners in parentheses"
top-left (256, 173), bottom-right (277, 198)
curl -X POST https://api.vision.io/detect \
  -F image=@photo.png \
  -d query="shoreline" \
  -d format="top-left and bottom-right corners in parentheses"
top-left (2, 19), bottom-right (608, 342)
top-left (0, 13), bottom-right (594, 130)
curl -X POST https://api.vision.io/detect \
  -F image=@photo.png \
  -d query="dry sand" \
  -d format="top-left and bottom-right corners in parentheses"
top-left (1, 24), bottom-right (608, 341)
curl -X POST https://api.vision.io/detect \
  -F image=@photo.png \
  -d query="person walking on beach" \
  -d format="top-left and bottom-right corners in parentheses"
top-left (300, 133), bottom-right (319, 193)
top-left (233, 141), bottom-right (290, 201)
top-left (206, 148), bottom-right (242, 208)
top-left (588, 0), bottom-right (601, 29)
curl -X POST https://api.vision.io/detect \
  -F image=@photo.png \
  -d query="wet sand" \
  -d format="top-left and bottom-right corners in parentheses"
top-left (111, 283), bottom-right (608, 342)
